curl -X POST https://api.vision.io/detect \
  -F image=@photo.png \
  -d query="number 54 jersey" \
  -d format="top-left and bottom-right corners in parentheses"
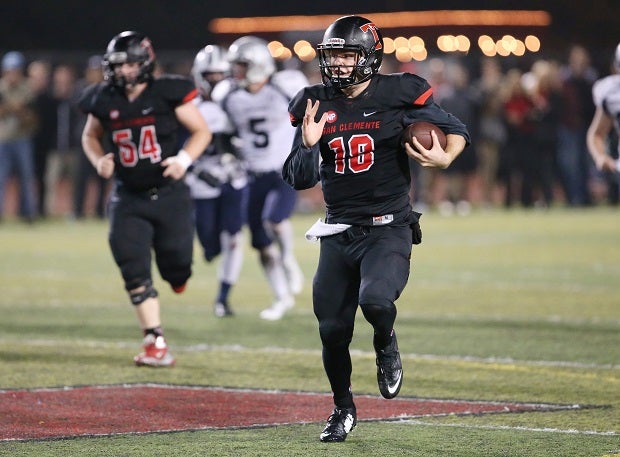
top-left (287, 72), bottom-right (470, 225)
top-left (78, 75), bottom-right (197, 192)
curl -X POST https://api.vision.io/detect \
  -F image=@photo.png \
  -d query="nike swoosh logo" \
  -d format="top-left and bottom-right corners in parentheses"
top-left (343, 414), bottom-right (355, 433)
top-left (363, 111), bottom-right (377, 117)
top-left (387, 370), bottom-right (402, 395)
top-left (142, 107), bottom-right (154, 115)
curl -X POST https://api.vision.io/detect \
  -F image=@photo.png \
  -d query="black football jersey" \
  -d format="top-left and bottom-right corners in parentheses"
top-left (79, 76), bottom-right (197, 192)
top-left (286, 72), bottom-right (470, 225)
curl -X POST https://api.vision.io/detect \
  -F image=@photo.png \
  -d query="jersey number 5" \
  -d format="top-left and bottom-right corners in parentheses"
top-left (328, 134), bottom-right (375, 174)
top-left (113, 126), bottom-right (162, 167)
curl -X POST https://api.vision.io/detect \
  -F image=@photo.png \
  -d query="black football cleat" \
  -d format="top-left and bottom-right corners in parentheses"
top-left (376, 331), bottom-right (403, 399)
top-left (319, 406), bottom-right (357, 442)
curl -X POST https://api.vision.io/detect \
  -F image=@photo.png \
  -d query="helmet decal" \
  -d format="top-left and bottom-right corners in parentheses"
top-left (360, 23), bottom-right (382, 50)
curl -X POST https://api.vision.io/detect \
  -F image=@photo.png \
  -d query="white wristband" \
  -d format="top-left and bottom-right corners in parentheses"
top-left (177, 149), bottom-right (193, 171)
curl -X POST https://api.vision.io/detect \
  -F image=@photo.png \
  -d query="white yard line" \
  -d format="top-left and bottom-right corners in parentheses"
top-left (401, 419), bottom-right (619, 436)
top-left (2, 337), bottom-right (618, 370)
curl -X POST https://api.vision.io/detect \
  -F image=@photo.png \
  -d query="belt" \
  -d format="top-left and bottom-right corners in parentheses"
top-left (325, 206), bottom-right (411, 227)
top-left (119, 181), bottom-right (181, 201)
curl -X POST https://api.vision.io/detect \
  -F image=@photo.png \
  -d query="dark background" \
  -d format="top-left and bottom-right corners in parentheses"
top-left (2, 1), bottom-right (619, 72)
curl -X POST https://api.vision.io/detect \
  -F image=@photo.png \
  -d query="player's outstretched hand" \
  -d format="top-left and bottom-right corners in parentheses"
top-left (302, 99), bottom-right (329, 148)
top-left (405, 131), bottom-right (451, 169)
top-left (96, 152), bottom-right (115, 179)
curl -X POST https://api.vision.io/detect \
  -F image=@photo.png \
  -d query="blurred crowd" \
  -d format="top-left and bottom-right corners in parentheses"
top-left (0, 43), bottom-right (617, 223)
top-left (404, 43), bottom-right (619, 216)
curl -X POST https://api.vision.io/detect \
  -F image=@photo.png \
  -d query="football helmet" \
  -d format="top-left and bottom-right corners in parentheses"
top-left (192, 45), bottom-right (230, 97)
top-left (103, 31), bottom-right (156, 88)
top-left (227, 36), bottom-right (275, 87)
top-left (317, 15), bottom-right (383, 88)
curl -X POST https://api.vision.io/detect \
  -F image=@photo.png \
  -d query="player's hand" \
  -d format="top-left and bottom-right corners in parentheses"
top-left (162, 150), bottom-right (193, 180)
top-left (96, 153), bottom-right (115, 179)
top-left (302, 99), bottom-right (328, 148)
top-left (405, 131), bottom-right (451, 169)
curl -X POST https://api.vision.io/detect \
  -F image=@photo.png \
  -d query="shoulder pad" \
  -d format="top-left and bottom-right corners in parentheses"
top-left (271, 69), bottom-right (309, 99)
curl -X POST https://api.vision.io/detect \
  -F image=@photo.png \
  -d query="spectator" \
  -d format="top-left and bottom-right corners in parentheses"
top-left (557, 44), bottom-right (597, 206)
top-left (435, 60), bottom-right (478, 215)
top-left (73, 55), bottom-right (108, 218)
top-left (499, 68), bottom-right (536, 207)
top-left (28, 59), bottom-right (56, 218)
top-left (474, 57), bottom-right (507, 207)
top-left (45, 63), bottom-right (81, 217)
top-left (522, 59), bottom-right (562, 208)
top-left (0, 51), bottom-right (37, 222)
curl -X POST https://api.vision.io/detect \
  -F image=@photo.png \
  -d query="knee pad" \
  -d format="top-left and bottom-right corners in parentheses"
top-left (126, 278), bottom-right (158, 306)
top-left (319, 318), bottom-right (354, 348)
top-left (360, 302), bottom-right (396, 336)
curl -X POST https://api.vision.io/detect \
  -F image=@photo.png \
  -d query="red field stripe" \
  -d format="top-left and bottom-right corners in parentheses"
top-left (0, 384), bottom-right (576, 441)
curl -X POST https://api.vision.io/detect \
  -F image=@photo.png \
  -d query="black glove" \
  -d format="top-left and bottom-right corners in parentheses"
top-left (195, 169), bottom-right (223, 187)
top-left (410, 211), bottom-right (422, 245)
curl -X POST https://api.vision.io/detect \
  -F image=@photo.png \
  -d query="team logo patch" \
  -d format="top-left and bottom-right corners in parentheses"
top-left (372, 214), bottom-right (394, 225)
top-left (110, 109), bottom-right (119, 120)
top-left (326, 110), bottom-right (338, 123)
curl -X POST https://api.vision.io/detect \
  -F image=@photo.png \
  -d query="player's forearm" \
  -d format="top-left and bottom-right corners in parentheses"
top-left (81, 134), bottom-right (106, 169)
top-left (443, 134), bottom-right (467, 166)
top-left (182, 129), bottom-right (212, 161)
top-left (282, 137), bottom-right (320, 190)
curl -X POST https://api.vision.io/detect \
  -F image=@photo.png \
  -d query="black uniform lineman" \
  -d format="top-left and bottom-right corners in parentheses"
top-left (282, 16), bottom-right (470, 442)
top-left (80, 31), bottom-right (211, 367)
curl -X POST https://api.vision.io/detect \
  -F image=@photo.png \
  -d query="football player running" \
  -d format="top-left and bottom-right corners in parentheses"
top-left (80, 31), bottom-right (211, 367)
top-left (587, 42), bottom-right (620, 175)
top-left (219, 36), bottom-right (307, 320)
top-left (186, 44), bottom-right (248, 318)
top-left (284, 16), bottom-right (470, 442)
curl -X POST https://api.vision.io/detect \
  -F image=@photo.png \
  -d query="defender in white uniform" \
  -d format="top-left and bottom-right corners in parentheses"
top-left (587, 42), bottom-right (620, 174)
top-left (186, 44), bottom-right (248, 317)
top-left (221, 36), bottom-right (307, 320)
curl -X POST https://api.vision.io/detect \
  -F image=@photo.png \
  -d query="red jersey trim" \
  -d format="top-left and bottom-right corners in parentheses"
top-left (182, 88), bottom-right (199, 104)
top-left (413, 88), bottom-right (433, 105)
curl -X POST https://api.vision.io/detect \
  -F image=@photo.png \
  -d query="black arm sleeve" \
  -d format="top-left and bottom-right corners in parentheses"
top-left (282, 126), bottom-right (321, 190)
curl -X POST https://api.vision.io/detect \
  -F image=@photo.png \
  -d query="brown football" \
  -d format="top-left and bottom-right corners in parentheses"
top-left (402, 121), bottom-right (447, 151)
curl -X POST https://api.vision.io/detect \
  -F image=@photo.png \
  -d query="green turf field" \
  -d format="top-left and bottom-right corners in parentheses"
top-left (0, 207), bottom-right (618, 456)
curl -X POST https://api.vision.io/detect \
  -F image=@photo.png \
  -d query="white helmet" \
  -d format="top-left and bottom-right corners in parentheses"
top-left (227, 36), bottom-right (275, 86)
top-left (192, 44), bottom-right (230, 96)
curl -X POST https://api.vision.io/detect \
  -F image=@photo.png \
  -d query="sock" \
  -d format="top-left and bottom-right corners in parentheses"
top-left (144, 326), bottom-right (164, 338)
top-left (217, 282), bottom-right (232, 304)
top-left (373, 328), bottom-right (394, 351)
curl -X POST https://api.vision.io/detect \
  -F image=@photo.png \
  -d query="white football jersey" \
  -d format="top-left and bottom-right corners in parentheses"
top-left (592, 74), bottom-right (620, 146)
top-left (222, 70), bottom-right (309, 173)
top-left (186, 96), bottom-right (246, 199)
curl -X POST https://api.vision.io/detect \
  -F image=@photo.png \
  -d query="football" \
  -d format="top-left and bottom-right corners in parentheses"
top-left (402, 121), bottom-right (447, 151)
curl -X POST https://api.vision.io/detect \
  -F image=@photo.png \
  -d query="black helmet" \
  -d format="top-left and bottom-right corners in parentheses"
top-left (103, 31), bottom-right (155, 88)
top-left (317, 15), bottom-right (383, 88)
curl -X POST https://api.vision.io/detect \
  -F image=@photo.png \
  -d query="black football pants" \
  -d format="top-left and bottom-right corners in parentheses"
top-left (313, 224), bottom-right (412, 407)
top-left (108, 181), bottom-right (194, 293)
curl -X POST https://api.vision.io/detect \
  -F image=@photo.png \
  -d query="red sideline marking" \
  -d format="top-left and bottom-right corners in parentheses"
top-left (0, 384), bottom-right (569, 441)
